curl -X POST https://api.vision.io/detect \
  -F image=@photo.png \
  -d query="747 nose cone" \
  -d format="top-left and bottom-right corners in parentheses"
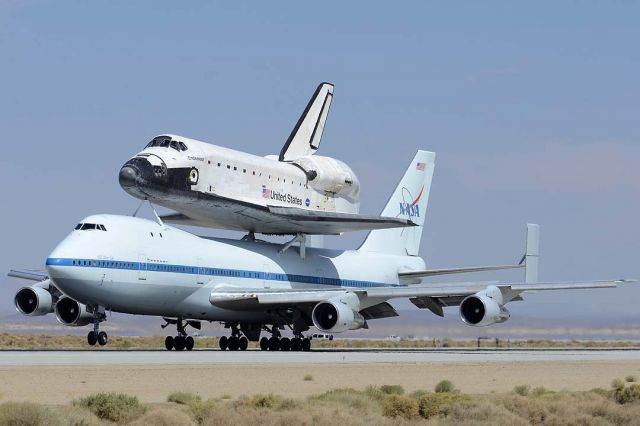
top-left (119, 165), bottom-right (138, 188)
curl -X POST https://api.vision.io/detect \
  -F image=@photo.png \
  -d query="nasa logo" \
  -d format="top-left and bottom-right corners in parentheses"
top-left (305, 198), bottom-right (310, 207)
top-left (399, 203), bottom-right (420, 218)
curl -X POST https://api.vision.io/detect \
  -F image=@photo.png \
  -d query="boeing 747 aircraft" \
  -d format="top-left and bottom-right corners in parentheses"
top-left (118, 83), bottom-right (416, 236)
top-left (10, 151), bottom-right (629, 351)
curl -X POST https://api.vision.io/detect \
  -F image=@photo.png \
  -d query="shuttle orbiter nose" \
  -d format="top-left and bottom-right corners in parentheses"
top-left (119, 165), bottom-right (138, 188)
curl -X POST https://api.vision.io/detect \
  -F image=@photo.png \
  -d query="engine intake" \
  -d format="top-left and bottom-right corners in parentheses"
top-left (312, 296), bottom-right (365, 333)
top-left (459, 286), bottom-right (510, 327)
top-left (14, 285), bottom-right (53, 316)
top-left (55, 297), bottom-right (93, 327)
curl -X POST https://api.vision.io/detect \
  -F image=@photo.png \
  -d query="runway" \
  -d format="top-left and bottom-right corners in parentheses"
top-left (1, 348), bottom-right (639, 365)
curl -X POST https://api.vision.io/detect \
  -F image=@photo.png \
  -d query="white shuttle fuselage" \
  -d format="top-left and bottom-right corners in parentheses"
top-left (121, 134), bottom-right (360, 229)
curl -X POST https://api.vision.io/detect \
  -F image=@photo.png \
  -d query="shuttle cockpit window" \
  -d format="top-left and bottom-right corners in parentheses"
top-left (145, 136), bottom-right (172, 149)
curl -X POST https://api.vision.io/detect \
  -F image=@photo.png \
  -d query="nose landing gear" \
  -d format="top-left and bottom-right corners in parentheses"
top-left (87, 308), bottom-right (108, 347)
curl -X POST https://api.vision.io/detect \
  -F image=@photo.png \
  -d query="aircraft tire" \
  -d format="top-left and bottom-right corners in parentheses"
top-left (87, 331), bottom-right (98, 346)
top-left (259, 337), bottom-right (269, 351)
top-left (302, 338), bottom-right (311, 352)
top-left (219, 336), bottom-right (228, 351)
top-left (228, 336), bottom-right (240, 351)
top-left (165, 336), bottom-right (174, 351)
top-left (97, 331), bottom-right (108, 346)
top-left (279, 337), bottom-right (291, 351)
top-left (239, 336), bottom-right (248, 351)
top-left (174, 336), bottom-right (186, 351)
top-left (291, 338), bottom-right (302, 351)
top-left (268, 337), bottom-right (279, 351)
top-left (185, 336), bottom-right (194, 351)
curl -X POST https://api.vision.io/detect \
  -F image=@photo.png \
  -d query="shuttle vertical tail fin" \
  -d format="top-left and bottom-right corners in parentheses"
top-left (279, 82), bottom-right (334, 162)
top-left (358, 151), bottom-right (435, 256)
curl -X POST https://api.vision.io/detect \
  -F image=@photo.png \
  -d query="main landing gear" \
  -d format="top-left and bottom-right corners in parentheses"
top-left (259, 326), bottom-right (311, 352)
top-left (219, 323), bottom-right (248, 351)
top-left (87, 308), bottom-right (108, 346)
top-left (163, 318), bottom-right (199, 351)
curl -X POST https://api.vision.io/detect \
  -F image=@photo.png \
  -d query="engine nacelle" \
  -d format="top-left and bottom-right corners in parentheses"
top-left (292, 155), bottom-right (360, 198)
top-left (55, 297), bottom-right (93, 327)
top-left (312, 295), bottom-right (365, 333)
top-left (459, 286), bottom-right (510, 327)
top-left (14, 285), bottom-right (54, 316)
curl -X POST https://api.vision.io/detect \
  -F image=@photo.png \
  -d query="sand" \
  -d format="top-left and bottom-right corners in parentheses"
top-left (1, 360), bottom-right (638, 404)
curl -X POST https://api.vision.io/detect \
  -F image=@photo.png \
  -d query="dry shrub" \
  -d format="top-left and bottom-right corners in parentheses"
top-left (625, 375), bottom-right (637, 383)
top-left (74, 392), bottom-right (145, 422)
top-left (379, 384), bottom-right (404, 395)
top-left (444, 399), bottom-right (529, 426)
top-left (612, 383), bottom-right (640, 404)
top-left (168, 391), bottom-right (202, 405)
top-left (417, 392), bottom-right (468, 419)
top-left (188, 399), bottom-right (220, 425)
top-left (130, 407), bottom-right (195, 426)
top-left (235, 394), bottom-right (298, 410)
top-left (56, 405), bottom-right (103, 426)
top-left (313, 388), bottom-right (376, 410)
top-left (513, 384), bottom-right (531, 396)
top-left (381, 394), bottom-right (419, 419)
top-left (303, 374), bottom-right (313, 381)
top-left (435, 379), bottom-right (456, 393)
top-left (0, 401), bottom-right (61, 426)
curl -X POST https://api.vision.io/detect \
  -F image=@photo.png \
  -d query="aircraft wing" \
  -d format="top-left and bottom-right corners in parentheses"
top-left (209, 279), bottom-right (628, 312)
top-left (160, 194), bottom-right (416, 235)
top-left (8, 269), bottom-right (47, 281)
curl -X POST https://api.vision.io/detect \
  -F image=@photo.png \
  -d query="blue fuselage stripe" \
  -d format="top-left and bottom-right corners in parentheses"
top-left (45, 257), bottom-right (395, 289)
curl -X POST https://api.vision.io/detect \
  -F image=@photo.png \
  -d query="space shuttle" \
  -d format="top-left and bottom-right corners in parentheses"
top-left (119, 83), bottom-right (419, 236)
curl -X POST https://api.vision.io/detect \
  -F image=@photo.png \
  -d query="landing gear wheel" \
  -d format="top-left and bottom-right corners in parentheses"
top-left (279, 337), bottom-right (291, 351)
top-left (165, 336), bottom-right (175, 351)
top-left (239, 336), bottom-right (248, 351)
top-left (97, 331), bottom-right (108, 346)
top-left (291, 338), bottom-right (302, 352)
top-left (228, 336), bottom-right (240, 351)
top-left (268, 337), bottom-right (279, 351)
top-left (302, 338), bottom-right (311, 352)
top-left (219, 336), bottom-right (228, 351)
top-left (185, 336), bottom-right (194, 351)
top-left (174, 335), bottom-right (185, 351)
top-left (259, 337), bottom-right (269, 351)
top-left (87, 331), bottom-right (97, 346)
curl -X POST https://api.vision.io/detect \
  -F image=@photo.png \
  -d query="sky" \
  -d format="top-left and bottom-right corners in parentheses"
top-left (0, 1), bottom-right (638, 337)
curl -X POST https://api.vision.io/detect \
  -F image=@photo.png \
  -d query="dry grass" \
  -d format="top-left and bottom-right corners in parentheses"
top-left (1, 332), bottom-right (640, 350)
top-left (4, 380), bottom-right (640, 425)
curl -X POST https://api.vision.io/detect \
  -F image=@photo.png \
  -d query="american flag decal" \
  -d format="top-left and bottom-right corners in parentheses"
top-left (416, 162), bottom-right (426, 171)
top-left (262, 186), bottom-right (271, 198)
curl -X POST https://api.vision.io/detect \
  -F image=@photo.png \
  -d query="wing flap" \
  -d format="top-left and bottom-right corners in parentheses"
top-left (399, 264), bottom-right (523, 281)
top-left (8, 269), bottom-right (47, 282)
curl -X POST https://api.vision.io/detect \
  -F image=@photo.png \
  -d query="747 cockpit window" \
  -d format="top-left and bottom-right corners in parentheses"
top-left (75, 223), bottom-right (107, 231)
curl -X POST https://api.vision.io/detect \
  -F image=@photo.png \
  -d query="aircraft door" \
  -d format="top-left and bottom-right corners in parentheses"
top-left (262, 263), bottom-right (270, 289)
top-left (196, 257), bottom-right (205, 284)
top-left (138, 254), bottom-right (147, 280)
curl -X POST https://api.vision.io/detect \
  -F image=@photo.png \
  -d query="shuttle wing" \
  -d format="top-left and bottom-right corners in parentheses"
top-left (160, 193), bottom-right (416, 235)
top-left (279, 82), bottom-right (334, 161)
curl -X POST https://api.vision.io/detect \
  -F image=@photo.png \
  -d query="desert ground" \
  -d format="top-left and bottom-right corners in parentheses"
top-left (2, 359), bottom-right (640, 404)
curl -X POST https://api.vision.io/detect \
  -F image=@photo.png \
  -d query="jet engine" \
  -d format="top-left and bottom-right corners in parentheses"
top-left (55, 297), bottom-right (93, 327)
top-left (14, 284), bottom-right (54, 316)
top-left (459, 286), bottom-right (510, 327)
top-left (292, 155), bottom-right (360, 198)
top-left (312, 295), bottom-right (365, 333)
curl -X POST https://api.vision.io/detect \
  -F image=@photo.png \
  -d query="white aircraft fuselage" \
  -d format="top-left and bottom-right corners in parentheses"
top-left (46, 214), bottom-right (423, 323)
top-left (119, 134), bottom-right (361, 231)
